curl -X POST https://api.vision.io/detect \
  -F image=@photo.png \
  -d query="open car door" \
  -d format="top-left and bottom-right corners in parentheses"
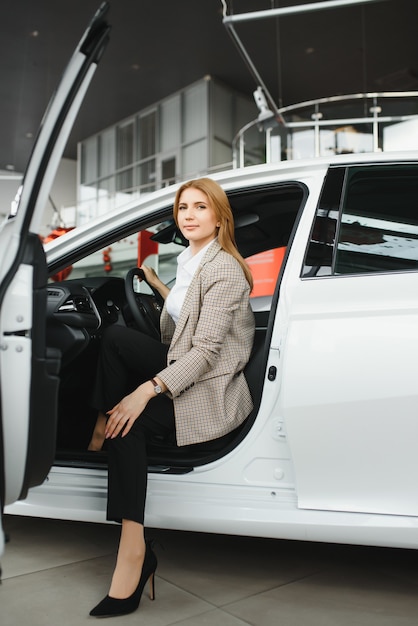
top-left (0, 3), bottom-right (111, 555)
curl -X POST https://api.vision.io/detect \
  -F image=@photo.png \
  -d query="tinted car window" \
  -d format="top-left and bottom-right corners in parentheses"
top-left (303, 164), bottom-right (418, 277)
top-left (335, 166), bottom-right (418, 274)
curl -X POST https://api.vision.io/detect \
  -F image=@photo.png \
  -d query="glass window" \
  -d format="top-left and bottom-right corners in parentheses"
top-left (78, 183), bottom-right (98, 225)
top-left (116, 121), bottom-right (134, 169)
top-left (335, 166), bottom-right (418, 274)
top-left (213, 84), bottom-right (232, 143)
top-left (98, 128), bottom-right (115, 178)
top-left (116, 169), bottom-right (133, 194)
top-left (303, 165), bottom-right (418, 278)
top-left (182, 140), bottom-right (207, 177)
top-left (161, 157), bottom-right (176, 186)
top-left (212, 138), bottom-right (232, 168)
top-left (161, 95), bottom-right (181, 152)
top-left (183, 82), bottom-right (207, 144)
top-left (97, 177), bottom-right (115, 216)
top-left (137, 159), bottom-right (156, 194)
top-left (80, 137), bottom-right (98, 184)
top-left (302, 168), bottom-right (345, 277)
top-left (137, 111), bottom-right (156, 160)
top-left (116, 121), bottom-right (134, 194)
top-left (69, 222), bottom-right (185, 282)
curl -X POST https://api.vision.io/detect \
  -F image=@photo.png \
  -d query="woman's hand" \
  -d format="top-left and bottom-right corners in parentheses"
top-left (140, 264), bottom-right (159, 286)
top-left (141, 264), bottom-right (170, 300)
top-left (105, 382), bottom-right (155, 439)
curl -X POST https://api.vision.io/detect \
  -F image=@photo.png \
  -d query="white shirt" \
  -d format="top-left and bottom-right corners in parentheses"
top-left (165, 238), bottom-right (217, 324)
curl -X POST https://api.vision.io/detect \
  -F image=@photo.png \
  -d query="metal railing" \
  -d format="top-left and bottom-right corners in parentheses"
top-left (70, 92), bottom-right (418, 228)
top-left (232, 92), bottom-right (418, 168)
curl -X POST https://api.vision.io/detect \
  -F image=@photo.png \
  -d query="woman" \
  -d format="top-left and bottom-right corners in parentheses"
top-left (89, 177), bottom-right (255, 618)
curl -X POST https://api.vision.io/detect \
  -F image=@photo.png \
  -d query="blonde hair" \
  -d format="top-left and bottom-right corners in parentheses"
top-left (173, 177), bottom-right (253, 290)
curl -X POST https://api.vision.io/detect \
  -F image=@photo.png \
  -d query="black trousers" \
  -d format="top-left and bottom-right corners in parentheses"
top-left (91, 325), bottom-right (176, 524)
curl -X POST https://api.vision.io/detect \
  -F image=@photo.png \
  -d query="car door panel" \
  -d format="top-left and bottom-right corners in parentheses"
top-left (283, 272), bottom-right (418, 516)
top-left (0, 3), bottom-right (110, 533)
top-left (283, 163), bottom-right (418, 517)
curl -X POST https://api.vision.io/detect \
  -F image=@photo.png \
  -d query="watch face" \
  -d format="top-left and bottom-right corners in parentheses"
top-left (151, 379), bottom-right (162, 394)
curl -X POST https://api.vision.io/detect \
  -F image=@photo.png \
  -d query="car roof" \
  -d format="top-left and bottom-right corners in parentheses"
top-left (45, 150), bottom-right (418, 267)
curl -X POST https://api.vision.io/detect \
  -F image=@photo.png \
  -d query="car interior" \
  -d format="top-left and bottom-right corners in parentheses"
top-left (48, 182), bottom-right (306, 472)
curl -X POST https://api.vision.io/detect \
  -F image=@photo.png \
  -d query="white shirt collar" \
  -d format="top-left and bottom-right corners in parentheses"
top-left (177, 237), bottom-right (217, 277)
top-left (165, 238), bottom-right (217, 325)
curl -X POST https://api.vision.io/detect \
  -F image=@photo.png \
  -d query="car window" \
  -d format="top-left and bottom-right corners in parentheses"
top-left (303, 164), bottom-right (418, 277)
top-left (55, 178), bottom-right (307, 315)
top-left (68, 231), bottom-right (284, 308)
top-left (335, 166), bottom-right (418, 274)
top-left (68, 223), bottom-right (185, 290)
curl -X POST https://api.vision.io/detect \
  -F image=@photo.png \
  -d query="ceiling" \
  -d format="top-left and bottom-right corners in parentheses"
top-left (1, 0), bottom-right (417, 174)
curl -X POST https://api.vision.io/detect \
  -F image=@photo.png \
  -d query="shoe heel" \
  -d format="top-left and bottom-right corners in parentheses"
top-left (149, 572), bottom-right (156, 601)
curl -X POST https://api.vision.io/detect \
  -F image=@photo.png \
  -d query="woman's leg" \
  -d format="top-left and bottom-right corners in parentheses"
top-left (92, 325), bottom-right (168, 412)
top-left (87, 412), bottom-right (107, 451)
top-left (109, 520), bottom-right (145, 598)
top-left (106, 393), bottom-right (175, 523)
top-left (89, 327), bottom-right (174, 614)
top-left (103, 395), bottom-right (175, 598)
top-left (88, 325), bottom-right (168, 450)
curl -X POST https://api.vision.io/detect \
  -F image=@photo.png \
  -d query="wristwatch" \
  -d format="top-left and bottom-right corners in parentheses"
top-left (151, 378), bottom-right (163, 394)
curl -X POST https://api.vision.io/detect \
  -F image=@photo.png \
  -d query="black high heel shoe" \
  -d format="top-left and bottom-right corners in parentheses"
top-left (89, 540), bottom-right (157, 618)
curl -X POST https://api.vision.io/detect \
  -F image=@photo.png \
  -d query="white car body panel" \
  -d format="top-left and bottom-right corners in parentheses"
top-left (1, 265), bottom-right (33, 504)
top-left (283, 271), bottom-right (418, 517)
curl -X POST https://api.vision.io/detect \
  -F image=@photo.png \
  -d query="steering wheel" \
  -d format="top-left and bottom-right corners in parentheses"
top-left (124, 268), bottom-right (164, 339)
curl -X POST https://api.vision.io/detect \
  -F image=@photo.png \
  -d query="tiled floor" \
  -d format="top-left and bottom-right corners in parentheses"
top-left (2, 514), bottom-right (418, 625)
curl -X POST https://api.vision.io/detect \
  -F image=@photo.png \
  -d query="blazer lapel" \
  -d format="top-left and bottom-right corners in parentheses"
top-left (169, 240), bottom-right (221, 348)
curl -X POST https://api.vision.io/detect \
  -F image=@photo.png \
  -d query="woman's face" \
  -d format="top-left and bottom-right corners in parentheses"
top-left (177, 187), bottom-right (220, 253)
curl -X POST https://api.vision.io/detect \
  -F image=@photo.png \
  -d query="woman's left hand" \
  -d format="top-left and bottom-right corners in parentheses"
top-left (105, 383), bottom-right (153, 439)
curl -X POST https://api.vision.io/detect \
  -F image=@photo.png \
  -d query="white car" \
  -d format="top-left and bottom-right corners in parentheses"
top-left (2, 4), bottom-right (418, 555)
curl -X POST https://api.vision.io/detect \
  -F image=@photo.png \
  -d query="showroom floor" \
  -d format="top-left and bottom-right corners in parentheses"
top-left (2, 514), bottom-right (418, 625)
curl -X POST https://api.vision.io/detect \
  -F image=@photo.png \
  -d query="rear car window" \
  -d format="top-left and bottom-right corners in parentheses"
top-left (303, 164), bottom-right (418, 277)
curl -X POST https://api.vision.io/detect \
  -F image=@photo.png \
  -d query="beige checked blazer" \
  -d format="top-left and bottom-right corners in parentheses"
top-left (157, 240), bottom-right (255, 447)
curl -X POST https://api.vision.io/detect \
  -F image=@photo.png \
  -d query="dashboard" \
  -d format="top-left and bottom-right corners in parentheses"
top-left (46, 276), bottom-right (128, 366)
